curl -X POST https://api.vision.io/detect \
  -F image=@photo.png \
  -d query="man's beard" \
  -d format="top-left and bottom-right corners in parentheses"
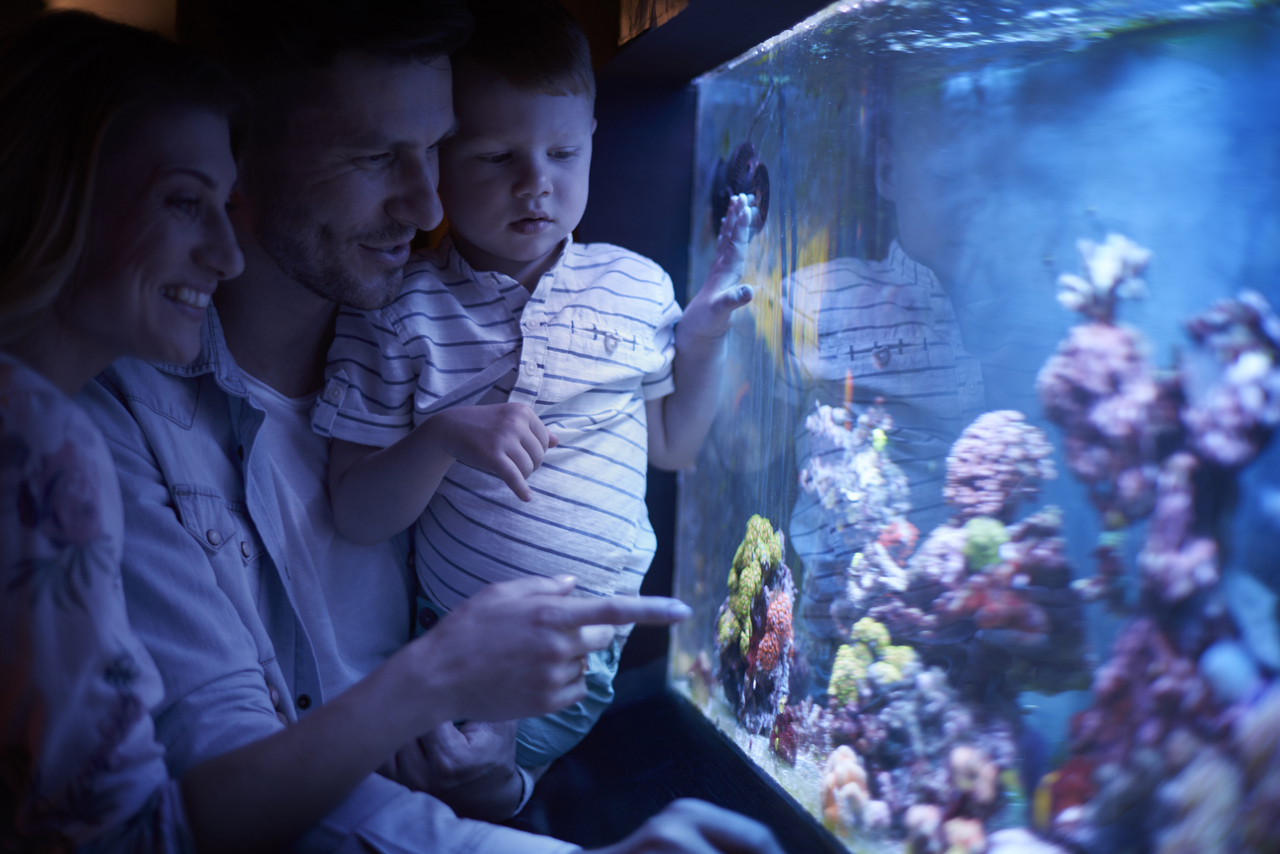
top-left (255, 199), bottom-right (413, 311)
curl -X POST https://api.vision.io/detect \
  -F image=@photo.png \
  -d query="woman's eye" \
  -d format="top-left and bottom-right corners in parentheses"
top-left (168, 195), bottom-right (201, 216)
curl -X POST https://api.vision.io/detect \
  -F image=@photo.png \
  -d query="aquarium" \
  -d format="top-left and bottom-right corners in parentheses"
top-left (668, 1), bottom-right (1280, 851)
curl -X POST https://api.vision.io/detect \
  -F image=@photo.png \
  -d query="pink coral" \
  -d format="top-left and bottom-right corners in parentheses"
top-left (1182, 290), bottom-right (1280, 468)
top-left (944, 410), bottom-right (1057, 523)
top-left (1137, 452), bottom-right (1219, 605)
top-left (1036, 320), bottom-right (1179, 526)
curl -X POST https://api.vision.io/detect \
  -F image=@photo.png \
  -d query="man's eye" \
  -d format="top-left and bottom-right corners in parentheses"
top-left (358, 152), bottom-right (393, 167)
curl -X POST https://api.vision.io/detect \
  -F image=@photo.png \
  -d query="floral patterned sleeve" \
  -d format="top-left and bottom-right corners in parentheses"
top-left (0, 355), bottom-right (194, 853)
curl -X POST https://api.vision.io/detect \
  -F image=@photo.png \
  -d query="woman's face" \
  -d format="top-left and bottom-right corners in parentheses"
top-left (64, 105), bottom-right (243, 366)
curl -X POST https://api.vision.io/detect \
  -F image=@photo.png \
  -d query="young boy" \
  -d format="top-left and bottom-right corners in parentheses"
top-left (312, 0), bottom-right (755, 769)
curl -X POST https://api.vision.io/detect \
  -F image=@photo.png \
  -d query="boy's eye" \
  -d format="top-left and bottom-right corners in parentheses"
top-left (357, 152), bottom-right (394, 167)
top-left (549, 149), bottom-right (577, 161)
top-left (480, 152), bottom-right (512, 164)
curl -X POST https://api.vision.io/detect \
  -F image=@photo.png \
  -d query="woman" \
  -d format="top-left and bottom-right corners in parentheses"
top-left (0, 12), bottom-right (623, 854)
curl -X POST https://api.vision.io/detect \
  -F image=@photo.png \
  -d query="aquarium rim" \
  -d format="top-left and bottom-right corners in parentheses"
top-left (693, 0), bottom-right (880, 84)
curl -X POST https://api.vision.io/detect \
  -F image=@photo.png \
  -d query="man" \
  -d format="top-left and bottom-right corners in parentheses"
top-left (78, 1), bottom-right (783, 852)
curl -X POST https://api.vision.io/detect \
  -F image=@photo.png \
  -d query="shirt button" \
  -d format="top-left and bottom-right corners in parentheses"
top-left (604, 332), bottom-right (620, 353)
top-left (240, 541), bottom-right (252, 559)
top-left (326, 385), bottom-right (343, 402)
top-left (206, 529), bottom-right (222, 546)
top-left (296, 694), bottom-right (312, 710)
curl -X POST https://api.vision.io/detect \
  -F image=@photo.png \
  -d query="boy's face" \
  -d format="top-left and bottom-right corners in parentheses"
top-left (439, 65), bottom-right (594, 280)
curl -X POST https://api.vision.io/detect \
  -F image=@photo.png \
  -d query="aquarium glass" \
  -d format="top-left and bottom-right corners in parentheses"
top-left (669, 1), bottom-right (1280, 851)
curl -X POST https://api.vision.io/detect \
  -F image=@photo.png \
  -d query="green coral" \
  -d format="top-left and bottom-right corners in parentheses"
top-left (851, 617), bottom-right (890, 650)
top-left (829, 643), bottom-right (872, 704)
top-left (717, 608), bottom-right (740, 649)
top-left (881, 644), bottom-right (918, 672)
top-left (740, 621), bottom-right (752, 656)
top-left (963, 516), bottom-right (1009, 570)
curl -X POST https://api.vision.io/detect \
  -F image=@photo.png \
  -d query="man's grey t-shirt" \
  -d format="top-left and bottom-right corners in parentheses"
top-left (239, 369), bottom-right (407, 698)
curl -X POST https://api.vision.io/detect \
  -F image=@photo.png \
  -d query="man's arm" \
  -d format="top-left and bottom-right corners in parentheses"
top-left (649, 194), bottom-right (756, 470)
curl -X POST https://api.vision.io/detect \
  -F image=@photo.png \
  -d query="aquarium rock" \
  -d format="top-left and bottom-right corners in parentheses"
top-left (944, 410), bottom-right (1057, 523)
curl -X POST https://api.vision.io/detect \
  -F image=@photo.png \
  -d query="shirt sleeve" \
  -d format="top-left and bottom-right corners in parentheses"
top-left (312, 305), bottom-right (419, 448)
top-left (0, 375), bottom-right (195, 853)
top-left (642, 270), bottom-right (683, 401)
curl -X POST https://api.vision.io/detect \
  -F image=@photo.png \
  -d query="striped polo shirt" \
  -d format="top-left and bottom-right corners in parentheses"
top-left (782, 242), bottom-right (986, 657)
top-left (313, 236), bottom-right (681, 611)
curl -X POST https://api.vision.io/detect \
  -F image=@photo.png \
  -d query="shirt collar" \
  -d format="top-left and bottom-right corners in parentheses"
top-left (886, 239), bottom-right (942, 293)
top-left (149, 305), bottom-right (250, 398)
top-left (438, 232), bottom-right (575, 293)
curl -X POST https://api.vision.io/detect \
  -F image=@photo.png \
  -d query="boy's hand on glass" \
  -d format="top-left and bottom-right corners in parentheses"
top-left (431, 403), bottom-right (558, 501)
top-left (587, 799), bottom-right (784, 854)
top-left (413, 575), bottom-right (692, 724)
top-left (682, 193), bottom-right (756, 343)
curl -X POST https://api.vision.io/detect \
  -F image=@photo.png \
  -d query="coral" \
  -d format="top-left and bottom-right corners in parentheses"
top-left (878, 517), bottom-right (920, 563)
top-left (943, 817), bottom-right (987, 854)
top-left (950, 745), bottom-right (999, 809)
top-left (821, 745), bottom-right (870, 833)
top-left (828, 618), bottom-right (918, 703)
top-left (1182, 291), bottom-right (1280, 468)
top-left (852, 616), bottom-right (891, 649)
top-left (962, 516), bottom-right (1009, 570)
top-left (715, 516), bottom-right (797, 734)
top-left (799, 402), bottom-right (911, 552)
top-left (1136, 452), bottom-right (1218, 605)
top-left (1037, 320), bottom-right (1179, 527)
top-left (1054, 233), bottom-right (1152, 324)
top-left (1234, 684), bottom-right (1280, 849)
top-left (829, 643), bottom-right (873, 704)
top-left (843, 541), bottom-right (911, 612)
top-left (987, 828), bottom-right (1070, 854)
top-left (944, 410), bottom-right (1057, 523)
top-left (906, 803), bottom-right (943, 854)
top-left (1153, 749), bottom-right (1241, 854)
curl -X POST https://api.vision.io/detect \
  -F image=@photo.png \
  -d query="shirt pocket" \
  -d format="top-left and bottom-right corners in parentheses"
top-left (548, 313), bottom-right (665, 391)
top-left (171, 484), bottom-right (265, 567)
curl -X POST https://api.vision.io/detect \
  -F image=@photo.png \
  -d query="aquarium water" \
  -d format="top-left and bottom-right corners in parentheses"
top-left (668, 1), bottom-right (1280, 851)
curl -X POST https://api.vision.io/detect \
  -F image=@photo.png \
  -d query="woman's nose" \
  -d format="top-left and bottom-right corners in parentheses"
top-left (196, 209), bottom-right (245, 281)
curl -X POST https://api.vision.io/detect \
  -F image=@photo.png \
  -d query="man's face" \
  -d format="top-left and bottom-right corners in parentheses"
top-left (438, 65), bottom-right (594, 280)
top-left (237, 53), bottom-right (454, 310)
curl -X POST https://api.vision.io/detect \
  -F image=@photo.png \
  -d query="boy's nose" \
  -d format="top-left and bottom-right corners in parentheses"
top-left (515, 159), bottom-right (552, 197)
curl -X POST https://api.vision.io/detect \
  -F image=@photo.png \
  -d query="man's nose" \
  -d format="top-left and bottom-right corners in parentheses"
top-left (514, 156), bottom-right (552, 198)
top-left (386, 154), bottom-right (444, 232)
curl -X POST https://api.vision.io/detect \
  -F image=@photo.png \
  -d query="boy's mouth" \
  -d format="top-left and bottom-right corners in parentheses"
top-left (511, 215), bottom-right (552, 235)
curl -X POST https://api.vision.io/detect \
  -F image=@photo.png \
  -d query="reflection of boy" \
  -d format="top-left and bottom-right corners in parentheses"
top-left (314, 0), bottom-right (754, 770)
top-left (784, 125), bottom-right (986, 676)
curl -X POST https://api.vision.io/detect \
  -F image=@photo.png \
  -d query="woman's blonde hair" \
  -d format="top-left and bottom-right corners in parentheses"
top-left (0, 11), bottom-right (240, 343)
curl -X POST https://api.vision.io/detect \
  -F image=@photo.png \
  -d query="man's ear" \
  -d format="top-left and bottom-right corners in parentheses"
top-left (874, 136), bottom-right (896, 202)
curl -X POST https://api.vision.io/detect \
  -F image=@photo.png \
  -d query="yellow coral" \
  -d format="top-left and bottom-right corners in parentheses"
top-left (851, 617), bottom-right (890, 650)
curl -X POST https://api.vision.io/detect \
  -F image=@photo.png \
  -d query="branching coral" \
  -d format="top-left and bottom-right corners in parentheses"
top-left (715, 515), bottom-right (797, 734)
top-left (1182, 290), bottom-right (1280, 468)
top-left (1136, 452), bottom-right (1219, 605)
top-left (799, 402), bottom-right (910, 552)
top-left (1054, 234), bottom-right (1152, 324)
top-left (945, 410), bottom-right (1057, 523)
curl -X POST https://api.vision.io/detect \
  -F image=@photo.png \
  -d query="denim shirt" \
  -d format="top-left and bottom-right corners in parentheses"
top-left (77, 309), bottom-right (578, 854)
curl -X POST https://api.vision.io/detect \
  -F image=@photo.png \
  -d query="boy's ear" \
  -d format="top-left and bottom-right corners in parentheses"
top-left (875, 136), bottom-right (896, 202)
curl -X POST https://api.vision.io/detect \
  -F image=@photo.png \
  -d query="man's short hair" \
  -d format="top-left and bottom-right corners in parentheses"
top-left (455, 0), bottom-right (595, 103)
top-left (176, 0), bottom-right (472, 84)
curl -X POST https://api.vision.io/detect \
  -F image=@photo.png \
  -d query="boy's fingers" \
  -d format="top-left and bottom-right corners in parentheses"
top-left (577, 623), bottom-right (615, 652)
top-left (482, 575), bottom-right (576, 600)
top-left (547, 432), bottom-right (560, 449)
top-left (492, 457), bottom-right (533, 501)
